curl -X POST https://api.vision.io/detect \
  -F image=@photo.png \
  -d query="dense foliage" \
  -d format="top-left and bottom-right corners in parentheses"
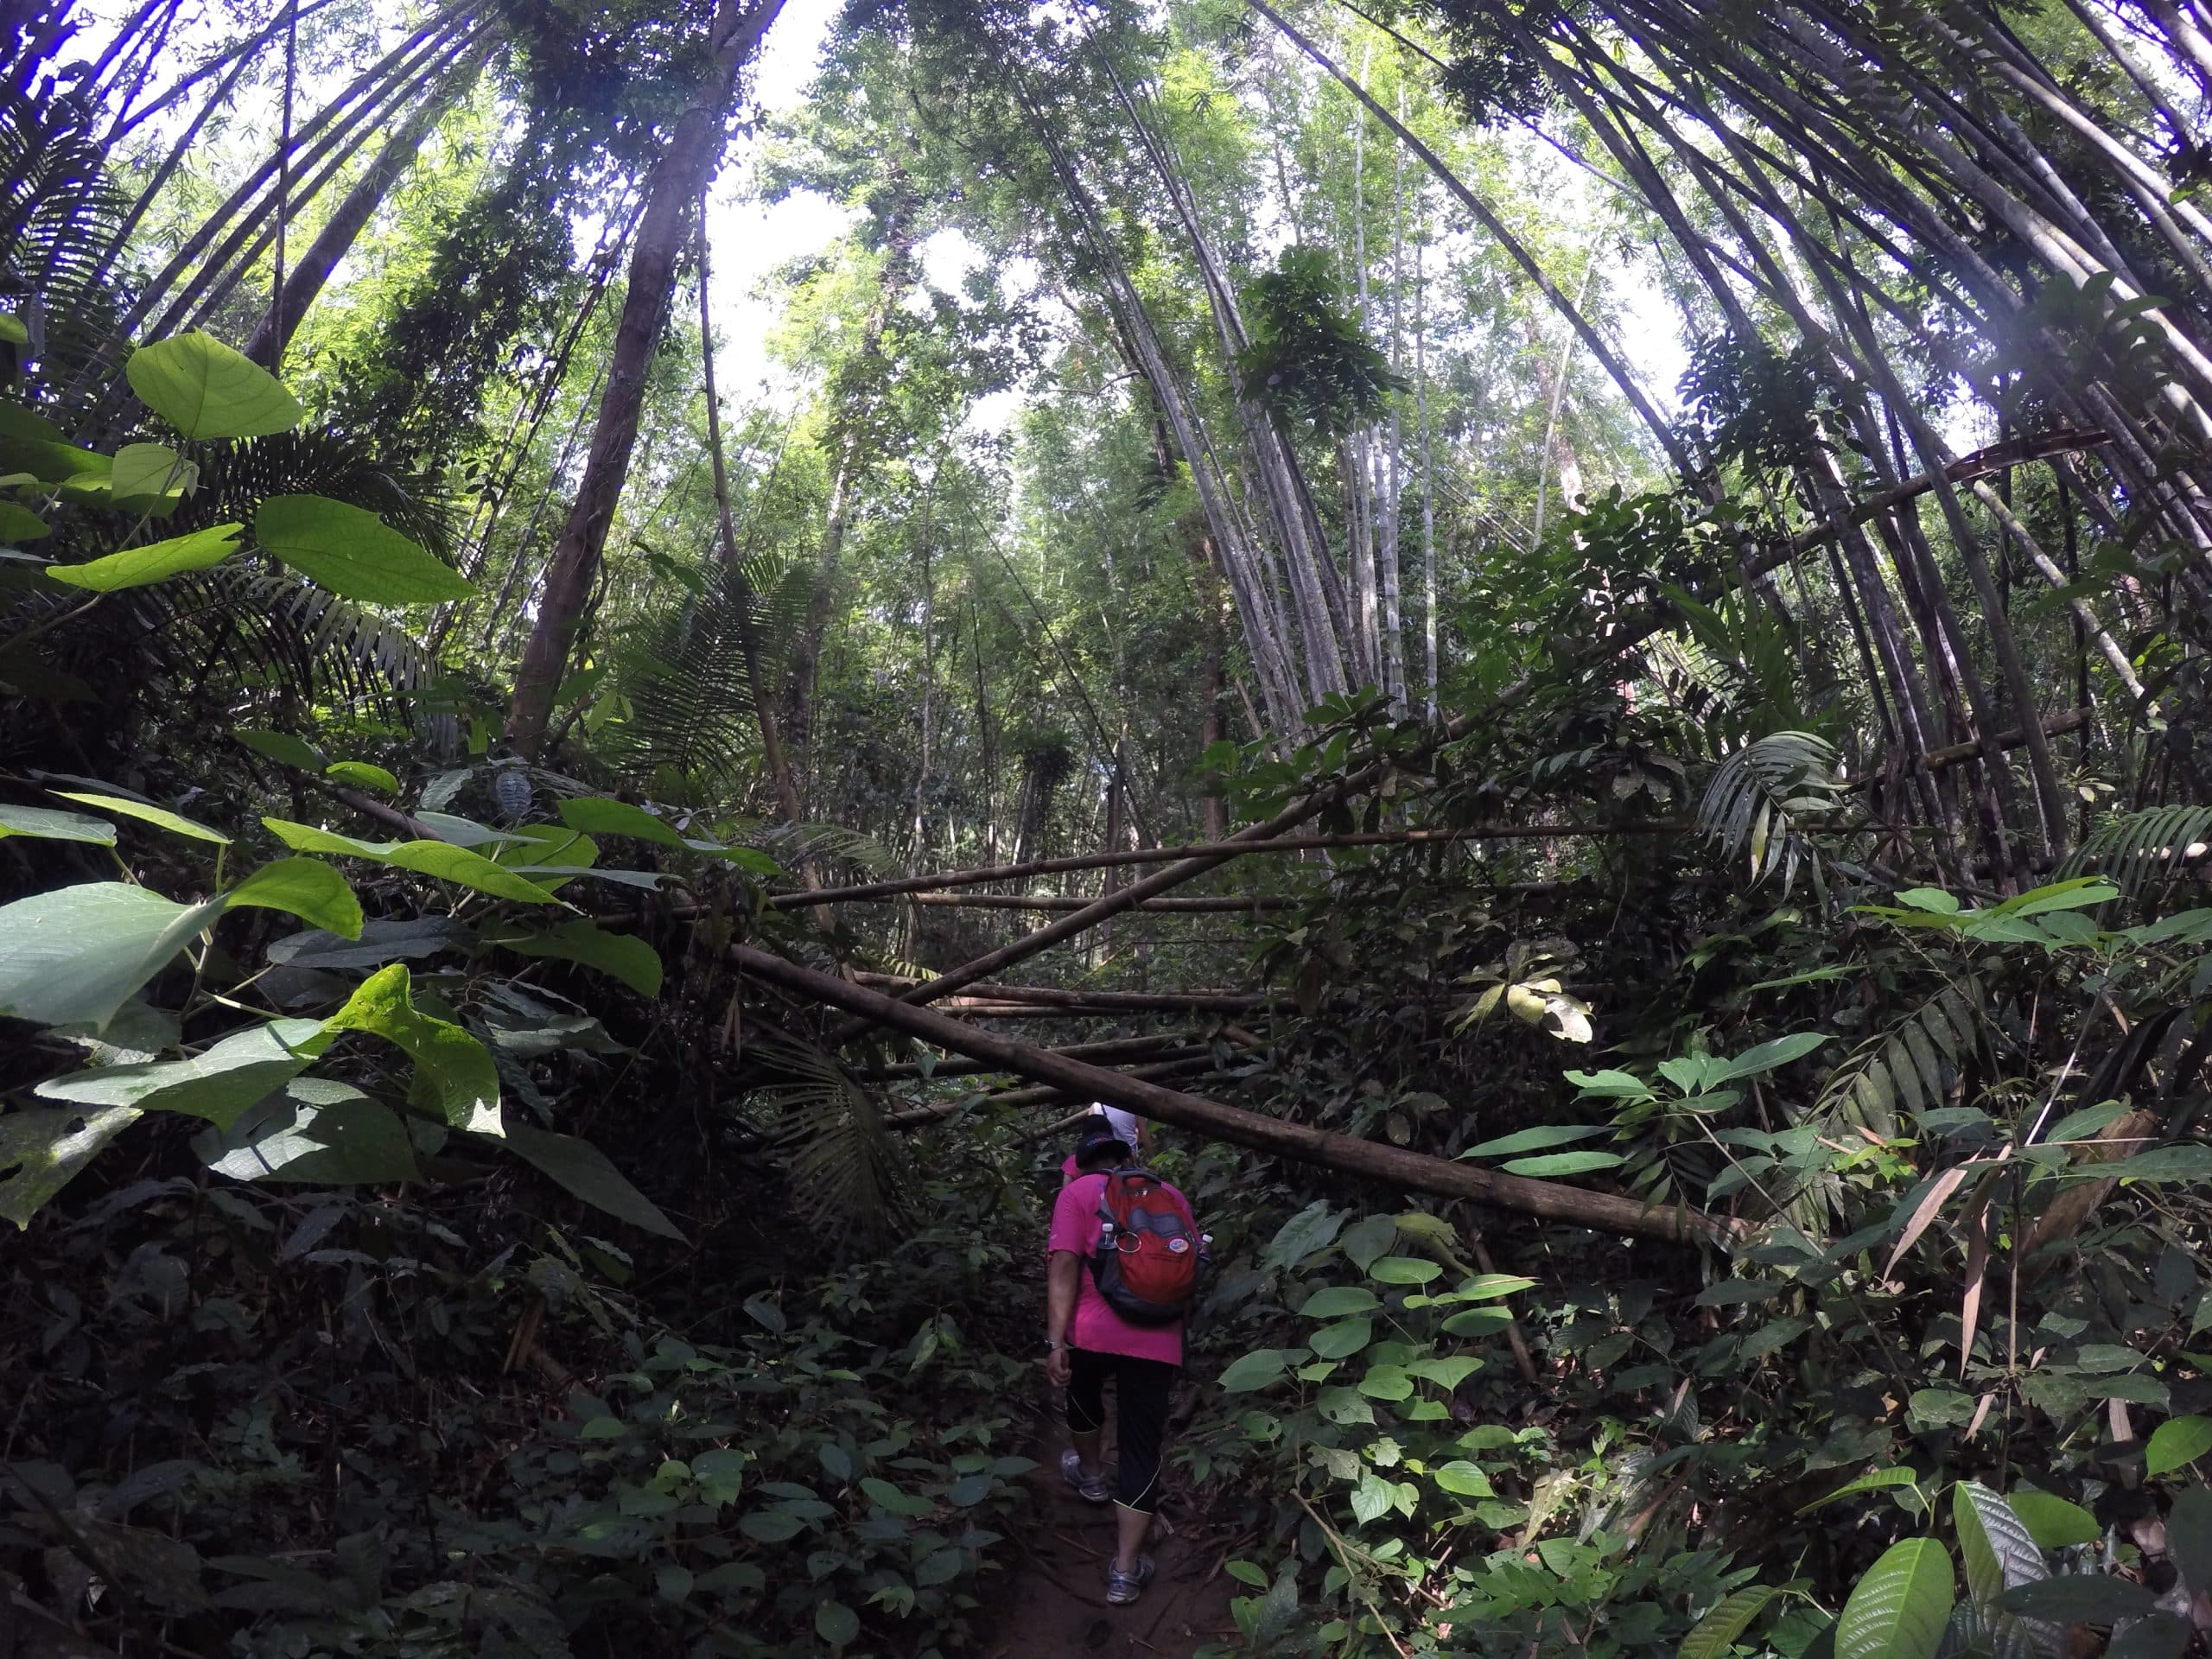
top-left (5, 0), bottom-right (2212, 1655)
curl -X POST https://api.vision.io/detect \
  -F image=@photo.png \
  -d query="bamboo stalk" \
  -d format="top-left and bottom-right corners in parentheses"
top-left (736, 945), bottom-right (1733, 1245)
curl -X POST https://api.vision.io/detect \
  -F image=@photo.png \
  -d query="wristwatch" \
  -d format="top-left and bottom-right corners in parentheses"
top-left (1044, 1338), bottom-right (1066, 1354)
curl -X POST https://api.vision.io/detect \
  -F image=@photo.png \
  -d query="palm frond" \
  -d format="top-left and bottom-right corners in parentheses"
top-left (739, 1027), bottom-right (908, 1244)
top-left (1810, 978), bottom-right (1987, 1140)
top-left (756, 821), bottom-right (901, 878)
top-left (2056, 805), bottom-right (2212, 907)
top-left (0, 84), bottom-right (127, 408)
top-left (1698, 730), bottom-right (1844, 897)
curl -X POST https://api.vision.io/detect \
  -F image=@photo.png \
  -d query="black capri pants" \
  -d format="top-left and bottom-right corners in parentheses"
top-left (1065, 1346), bottom-right (1177, 1515)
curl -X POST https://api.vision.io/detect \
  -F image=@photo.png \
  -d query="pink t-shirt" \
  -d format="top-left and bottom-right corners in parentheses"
top-left (1049, 1172), bottom-right (1185, 1366)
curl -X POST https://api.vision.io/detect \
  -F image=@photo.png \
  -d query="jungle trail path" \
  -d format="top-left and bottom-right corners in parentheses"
top-left (977, 1370), bottom-right (1238, 1658)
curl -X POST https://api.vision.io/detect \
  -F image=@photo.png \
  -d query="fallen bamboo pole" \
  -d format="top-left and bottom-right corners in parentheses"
top-left (883, 1056), bottom-right (1232, 1127)
top-left (768, 820), bottom-right (1691, 909)
top-left (737, 945), bottom-right (1730, 1245)
top-left (893, 892), bottom-right (1296, 912)
top-left (857, 976), bottom-right (1282, 1013)
top-left (857, 1034), bottom-right (1202, 1080)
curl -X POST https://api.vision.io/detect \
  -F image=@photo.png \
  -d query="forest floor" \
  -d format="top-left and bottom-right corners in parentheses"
top-left (979, 1379), bottom-right (1237, 1658)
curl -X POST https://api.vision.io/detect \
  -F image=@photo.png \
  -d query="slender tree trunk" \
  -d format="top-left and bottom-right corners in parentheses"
top-left (505, 0), bottom-right (788, 757)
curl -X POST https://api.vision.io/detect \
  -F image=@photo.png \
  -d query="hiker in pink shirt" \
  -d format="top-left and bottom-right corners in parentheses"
top-left (1045, 1115), bottom-right (1200, 1605)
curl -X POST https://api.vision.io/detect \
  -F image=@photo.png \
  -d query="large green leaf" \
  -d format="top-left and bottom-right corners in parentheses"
top-left (0, 404), bottom-right (111, 483)
top-left (0, 883), bottom-right (229, 1031)
top-left (0, 1105), bottom-right (143, 1227)
top-left (1955, 1482), bottom-right (2048, 1607)
top-left (1219, 1349), bottom-right (1296, 1392)
top-left (2145, 1417), bottom-right (2212, 1477)
top-left (1682, 1586), bottom-right (1780, 1659)
top-left (1431, 1460), bottom-right (1493, 1497)
top-left (193, 1081), bottom-right (419, 1185)
top-left (495, 920), bottom-right (662, 996)
top-left (1308, 1317), bottom-right (1373, 1359)
top-left (1500, 1150), bottom-right (1625, 1177)
top-left (499, 1123), bottom-right (683, 1240)
top-left (2005, 1491), bottom-right (2099, 1550)
top-left (556, 797), bottom-right (687, 848)
top-left (253, 493), bottom-right (474, 604)
top-left (44, 524), bottom-right (242, 592)
top-left (0, 804), bottom-right (114, 843)
top-left (1836, 1538), bottom-right (1954, 1659)
top-left (1459, 1123), bottom-right (1610, 1159)
top-left (0, 501), bottom-right (52, 542)
top-left (226, 858), bottom-right (363, 938)
top-left (262, 819), bottom-right (562, 905)
top-left (322, 965), bottom-right (500, 1134)
top-left (1367, 1255), bottom-right (1442, 1285)
top-left (109, 442), bottom-right (197, 512)
top-left (1716, 1032), bottom-right (1830, 1081)
top-left (1299, 1286), bottom-right (1381, 1319)
top-left (55, 790), bottom-right (228, 843)
top-left (1996, 1576), bottom-right (2155, 1624)
top-left (2167, 1484), bottom-right (2212, 1595)
top-left (126, 331), bottom-right (302, 439)
top-left (235, 728), bottom-right (326, 772)
top-left (322, 761), bottom-right (397, 794)
top-left (35, 1019), bottom-right (321, 1128)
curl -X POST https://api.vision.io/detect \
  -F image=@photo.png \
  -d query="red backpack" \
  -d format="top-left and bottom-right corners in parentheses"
top-left (1088, 1168), bottom-right (1205, 1325)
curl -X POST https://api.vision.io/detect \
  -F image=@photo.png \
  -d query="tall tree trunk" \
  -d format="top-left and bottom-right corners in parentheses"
top-left (504, 0), bottom-right (787, 757)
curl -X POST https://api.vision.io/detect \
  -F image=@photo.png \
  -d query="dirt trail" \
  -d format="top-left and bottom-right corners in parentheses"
top-left (980, 1384), bottom-right (1236, 1658)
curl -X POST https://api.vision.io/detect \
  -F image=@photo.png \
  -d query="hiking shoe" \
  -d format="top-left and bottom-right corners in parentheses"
top-left (1105, 1554), bottom-right (1155, 1605)
top-left (1058, 1448), bottom-right (1110, 1504)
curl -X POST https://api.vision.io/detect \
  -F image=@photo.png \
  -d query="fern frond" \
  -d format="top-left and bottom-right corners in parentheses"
top-left (740, 1027), bottom-right (908, 1244)
top-left (756, 821), bottom-right (901, 877)
top-left (1698, 730), bottom-right (1843, 897)
top-left (2056, 805), bottom-right (2212, 907)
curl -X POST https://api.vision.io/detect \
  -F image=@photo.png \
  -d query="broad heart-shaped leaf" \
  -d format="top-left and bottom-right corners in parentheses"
top-left (1432, 1460), bottom-right (1493, 1497)
top-left (2005, 1491), bottom-right (2099, 1550)
top-left (1298, 1286), bottom-right (1381, 1319)
top-left (321, 964), bottom-right (500, 1135)
top-left (253, 493), bottom-right (474, 604)
top-left (262, 819), bottom-right (563, 906)
top-left (1459, 1122), bottom-right (1611, 1159)
top-left (2145, 1416), bottom-right (2212, 1477)
top-left (0, 803), bottom-right (114, 843)
top-left (126, 331), bottom-right (302, 439)
top-left (1405, 1356), bottom-right (1484, 1389)
top-left (556, 796), bottom-right (686, 848)
top-left (55, 790), bottom-right (228, 843)
top-left (0, 1105), bottom-right (143, 1227)
top-left (0, 883), bottom-right (229, 1031)
top-left (36, 1019), bottom-right (322, 1129)
top-left (498, 1123), bottom-right (683, 1240)
top-left (1218, 1349), bottom-right (1295, 1392)
top-left (45, 524), bottom-right (242, 591)
top-left (1264, 1199), bottom-right (1344, 1269)
top-left (1681, 1586), bottom-right (1780, 1659)
top-left (266, 915), bottom-right (472, 971)
top-left (1837, 1538), bottom-right (1954, 1659)
top-left (109, 442), bottom-right (197, 512)
top-left (193, 1081), bottom-right (418, 1185)
top-left (815, 1598), bottom-right (860, 1647)
top-left (1368, 1255), bottom-right (1442, 1285)
top-left (226, 858), bottom-right (363, 938)
top-left (1308, 1317), bottom-right (1373, 1359)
